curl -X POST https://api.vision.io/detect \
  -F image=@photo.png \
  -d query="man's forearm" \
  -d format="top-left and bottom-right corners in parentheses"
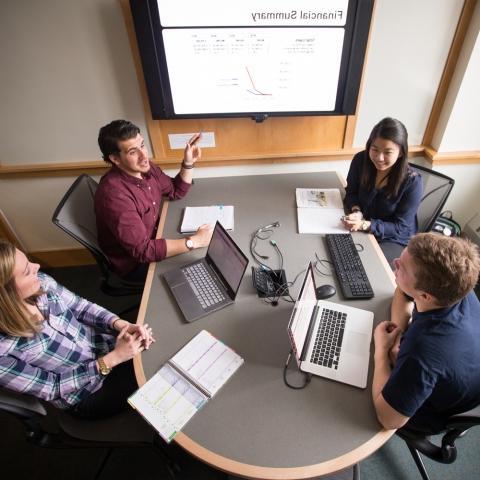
top-left (390, 287), bottom-right (413, 331)
top-left (179, 165), bottom-right (193, 184)
top-left (372, 348), bottom-right (410, 430)
top-left (372, 350), bottom-right (392, 401)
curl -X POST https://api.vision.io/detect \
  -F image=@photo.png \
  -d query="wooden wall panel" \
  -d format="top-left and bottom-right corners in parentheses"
top-left (152, 116), bottom-right (347, 163)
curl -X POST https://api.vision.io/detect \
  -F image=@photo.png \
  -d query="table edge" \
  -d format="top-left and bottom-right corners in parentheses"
top-left (174, 429), bottom-right (395, 479)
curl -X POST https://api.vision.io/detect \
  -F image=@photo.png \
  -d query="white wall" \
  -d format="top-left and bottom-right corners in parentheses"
top-left (353, 0), bottom-right (463, 147)
top-left (432, 0), bottom-right (480, 152)
top-left (0, 0), bottom-right (479, 253)
top-left (0, 0), bottom-right (150, 166)
top-left (435, 163), bottom-right (480, 227)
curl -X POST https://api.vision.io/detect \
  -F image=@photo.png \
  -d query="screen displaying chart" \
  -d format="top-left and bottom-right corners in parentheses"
top-left (130, 0), bottom-right (372, 118)
top-left (163, 28), bottom-right (344, 114)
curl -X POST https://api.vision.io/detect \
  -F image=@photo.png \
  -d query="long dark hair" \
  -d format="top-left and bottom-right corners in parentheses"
top-left (361, 117), bottom-right (409, 198)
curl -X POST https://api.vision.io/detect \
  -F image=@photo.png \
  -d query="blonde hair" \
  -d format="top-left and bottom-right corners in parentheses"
top-left (408, 233), bottom-right (480, 306)
top-left (0, 241), bottom-right (42, 337)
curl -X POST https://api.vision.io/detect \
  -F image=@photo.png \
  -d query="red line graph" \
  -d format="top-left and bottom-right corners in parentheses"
top-left (245, 66), bottom-right (272, 96)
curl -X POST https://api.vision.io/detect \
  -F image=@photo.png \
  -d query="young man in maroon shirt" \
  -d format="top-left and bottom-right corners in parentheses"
top-left (95, 120), bottom-right (213, 282)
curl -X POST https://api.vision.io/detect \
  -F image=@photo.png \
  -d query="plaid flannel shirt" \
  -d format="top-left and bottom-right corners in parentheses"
top-left (0, 273), bottom-right (117, 408)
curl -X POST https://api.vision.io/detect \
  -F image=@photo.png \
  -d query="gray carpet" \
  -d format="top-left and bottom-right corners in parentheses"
top-left (2, 264), bottom-right (478, 479)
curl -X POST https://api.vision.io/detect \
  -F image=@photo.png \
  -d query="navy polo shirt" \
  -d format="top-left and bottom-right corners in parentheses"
top-left (383, 291), bottom-right (480, 432)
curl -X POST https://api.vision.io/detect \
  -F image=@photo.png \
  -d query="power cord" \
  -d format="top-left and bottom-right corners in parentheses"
top-left (283, 351), bottom-right (312, 389)
top-left (250, 221), bottom-right (283, 280)
top-left (313, 252), bottom-right (333, 277)
top-left (261, 267), bottom-right (307, 306)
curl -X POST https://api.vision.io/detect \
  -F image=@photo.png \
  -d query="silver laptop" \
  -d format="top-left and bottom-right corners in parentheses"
top-left (287, 263), bottom-right (374, 388)
top-left (164, 221), bottom-right (249, 323)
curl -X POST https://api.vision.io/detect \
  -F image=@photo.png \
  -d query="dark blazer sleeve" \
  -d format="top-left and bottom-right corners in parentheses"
top-left (344, 152), bottom-right (365, 212)
top-left (370, 173), bottom-right (423, 242)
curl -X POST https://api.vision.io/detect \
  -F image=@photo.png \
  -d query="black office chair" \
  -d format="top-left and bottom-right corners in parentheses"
top-left (52, 174), bottom-right (143, 307)
top-left (408, 163), bottom-right (455, 232)
top-left (0, 386), bottom-right (179, 479)
top-left (396, 405), bottom-right (480, 480)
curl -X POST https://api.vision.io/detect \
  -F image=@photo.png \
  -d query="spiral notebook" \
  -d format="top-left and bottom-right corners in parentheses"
top-left (128, 330), bottom-right (243, 442)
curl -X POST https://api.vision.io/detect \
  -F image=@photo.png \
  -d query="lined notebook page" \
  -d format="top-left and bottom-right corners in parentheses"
top-left (170, 330), bottom-right (243, 397)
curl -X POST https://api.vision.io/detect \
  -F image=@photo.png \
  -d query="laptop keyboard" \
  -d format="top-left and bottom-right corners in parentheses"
top-left (182, 262), bottom-right (226, 309)
top-left (310, 308), bottom-right (347, 370)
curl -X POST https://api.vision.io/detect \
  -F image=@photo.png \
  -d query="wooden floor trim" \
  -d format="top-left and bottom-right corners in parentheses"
top-left (29, 247), bottom-right (96, 268)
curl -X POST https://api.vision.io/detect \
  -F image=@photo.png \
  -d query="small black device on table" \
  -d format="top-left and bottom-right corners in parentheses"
top-left (252, 267), bottom-right (288, 298)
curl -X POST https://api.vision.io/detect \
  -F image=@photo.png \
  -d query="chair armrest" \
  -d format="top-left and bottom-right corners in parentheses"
top-left (396, 429), bottom-right (447, 461)
top-left (396, 405), bottom-right (480, 466)
top-left (447, 405), bottom-right (480, 430)
top-left (0, 387), bottom-right (46, 419)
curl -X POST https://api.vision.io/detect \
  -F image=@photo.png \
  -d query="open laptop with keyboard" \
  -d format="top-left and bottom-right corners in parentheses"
top-left (325, 233), bottom-right (374, 299)
top-left (287, 263), bottom-right (374, 388)
top-left (164, 221), bottom-right (249, 322)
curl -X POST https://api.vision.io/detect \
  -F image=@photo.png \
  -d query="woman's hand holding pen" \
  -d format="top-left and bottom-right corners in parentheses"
top-left (342, 211), bottom-right (363, 231)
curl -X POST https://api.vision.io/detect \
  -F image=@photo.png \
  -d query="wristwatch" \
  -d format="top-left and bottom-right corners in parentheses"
top-left (181, 161), bottom-right (194, 169)
top-left (185, 237), bottom-right (195, 251)
top-left (361, 221), bottom-right (369, 232)
top-left (98, 357), bottom-right (111, 376)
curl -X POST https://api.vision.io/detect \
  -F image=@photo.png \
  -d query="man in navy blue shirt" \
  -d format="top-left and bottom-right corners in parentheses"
top-left (372, 232), bottom-right (480, 432)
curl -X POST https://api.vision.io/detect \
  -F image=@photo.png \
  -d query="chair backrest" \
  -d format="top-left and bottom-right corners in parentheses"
top-left (0, 386), bottom-right (155, 448)
top-left (0, 386), bottom-right (46, 419)
top-left (52, 174), bottom-right (111, 276)
top-left (408, 163), bottom-right (455, 232)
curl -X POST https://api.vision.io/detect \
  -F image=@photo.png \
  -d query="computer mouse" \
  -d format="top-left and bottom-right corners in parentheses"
top-left (316, 284), bottom-right (336, 300)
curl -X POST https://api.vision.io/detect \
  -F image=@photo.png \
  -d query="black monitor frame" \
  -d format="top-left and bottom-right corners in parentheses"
top-left (129, 0), bottom-right (374, 121)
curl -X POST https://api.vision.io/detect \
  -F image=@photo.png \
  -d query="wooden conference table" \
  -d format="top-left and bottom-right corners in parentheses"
top-left (134, 172), bottom-right (396, 479)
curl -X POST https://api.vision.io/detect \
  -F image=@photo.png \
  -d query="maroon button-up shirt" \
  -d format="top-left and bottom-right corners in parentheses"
top-left (94, 162), bottom-right (191, 277)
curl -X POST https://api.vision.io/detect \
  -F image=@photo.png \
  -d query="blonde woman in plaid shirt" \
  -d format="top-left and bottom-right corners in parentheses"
top-left (0, 240), bottom-right (154, 419)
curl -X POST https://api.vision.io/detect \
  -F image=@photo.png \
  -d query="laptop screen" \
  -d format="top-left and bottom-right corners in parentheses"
top-left (206, 222), bottom-right (249, 295)
top-left (287, 263), bottom-right (317, 366)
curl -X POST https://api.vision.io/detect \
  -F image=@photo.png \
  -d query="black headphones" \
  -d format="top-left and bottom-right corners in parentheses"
top-left (250, 221), bottom-right (282, 269)
top-left (255, 221), bottom-right (281, 234)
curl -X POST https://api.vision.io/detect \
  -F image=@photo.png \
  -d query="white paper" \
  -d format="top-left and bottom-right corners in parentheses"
top-left (297, 208), bottom-right (345, 234)
top-left (296, 188), bottom-right (346, 234)
top-left (296, 188), bottom-right (343, 209)
top-left (168, 132), bottom-right (216, 149)
top-left (128, 363), bottom-right (207, 443)
top-left (181, 205), bottom-right (234, 233)
top-left (170, 330), bottom-right (244, 397)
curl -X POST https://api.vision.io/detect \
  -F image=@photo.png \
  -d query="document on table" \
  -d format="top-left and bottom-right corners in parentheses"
top-left (127, 363), bottom-right (207, 443)
top-left (180, 205), bottom-right (234, 233)
top-left (128, 330), bottom-right (243, 442)
top-left (296, 188), bottom-right (346, 234)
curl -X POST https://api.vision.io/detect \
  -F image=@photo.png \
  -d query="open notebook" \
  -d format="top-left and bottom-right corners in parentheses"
top-left (128, 330), bottom-right (243, 442)
top-left (296, 188), bottom-right (345, 234)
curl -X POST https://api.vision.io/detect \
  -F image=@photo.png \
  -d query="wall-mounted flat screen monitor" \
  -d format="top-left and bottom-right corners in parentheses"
top-left (130, 0), bottom-right (373, 121)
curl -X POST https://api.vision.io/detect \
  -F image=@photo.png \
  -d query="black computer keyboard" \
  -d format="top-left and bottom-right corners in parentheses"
top-left (310, 308), bottom-right (346, 370)
top-left (325, 234), bottom-right (374, 300)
